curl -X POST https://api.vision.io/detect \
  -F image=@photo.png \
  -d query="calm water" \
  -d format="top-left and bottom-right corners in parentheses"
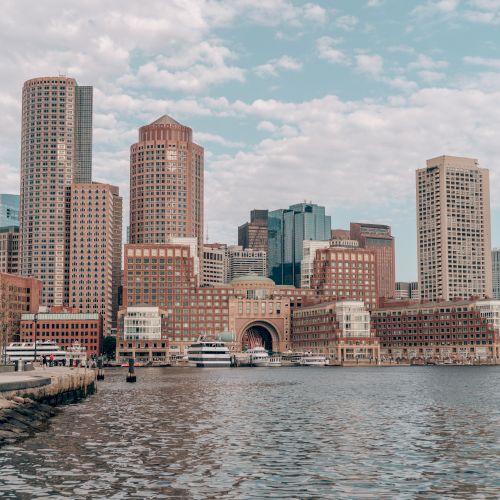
top-left (0, 367), bottom-right (499, 499)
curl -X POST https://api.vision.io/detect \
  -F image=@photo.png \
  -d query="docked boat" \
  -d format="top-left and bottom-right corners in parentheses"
top-left (299, 354), bottom-right (329, 366)
top-left (248, 346), bottom-right (270, 367)
top-left (66, 341), bottom-right (87, 365)
top-left (269, 354), bottom-right (282, 367)
top-left (4, 341), bottom-right (66, 363)
top-left (187, 336), bottom-right (231, 367)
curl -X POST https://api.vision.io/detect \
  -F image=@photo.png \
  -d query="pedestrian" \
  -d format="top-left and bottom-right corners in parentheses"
top-left (49, 353), bottom-right (54, 367)
top-left (42, 355), bottom-right (47, 369)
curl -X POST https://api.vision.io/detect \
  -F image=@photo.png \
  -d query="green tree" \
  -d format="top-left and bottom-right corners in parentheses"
top-left (102, 335), bottom-right (116, 360)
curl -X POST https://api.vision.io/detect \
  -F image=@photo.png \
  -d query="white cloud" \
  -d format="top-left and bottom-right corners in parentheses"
top-left (418, 70), bottom-right (447, 82)
top-left (336, 15), bottom-right (359, 30)
top-left (254, 56), bottom-right (303, 78)
top-left (408, 54), bottom-right (449, 70)
top-left (194, 132), bottom-right (245, 148)
top-left (355, 54), bottom-right (384, 77)
top-left (316, 37), bottom-right (350, 65)
top-left (367, 0), bottom-right (385, 6)
top-left (412, 0), bottom-right (460, 16)
top-left (463, 55), bottom-right (500, 68)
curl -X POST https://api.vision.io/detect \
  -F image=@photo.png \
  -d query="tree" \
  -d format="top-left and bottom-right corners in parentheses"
top-left (102, 335), bottom-right (116, 360)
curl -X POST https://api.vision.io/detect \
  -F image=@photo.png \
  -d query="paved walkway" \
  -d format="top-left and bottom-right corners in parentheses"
top-left (0, 367), bottom-right (87, 393)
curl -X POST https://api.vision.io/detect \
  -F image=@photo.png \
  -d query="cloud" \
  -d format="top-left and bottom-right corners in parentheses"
top-left (463, 55), bottom-right (500, 69)
top-left (194, 132), bottom-right (245, 148)
top-left (367, 0), bottom-right (385, 6)
top-left (412, 0), bottom-right (460, 16)
top-left (254, 56), bottom-right (303, 78)
top-left (355, 54), bottom-right (384, 77)
top-left (316, 37), bottom-right (350, 65)
top-left (408, 54), bottom-right (449, 71)
top-left (336, 15), bottom-right (359, 30)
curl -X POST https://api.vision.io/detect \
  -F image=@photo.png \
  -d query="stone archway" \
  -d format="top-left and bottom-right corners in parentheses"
top-left (239, 321), bottom-right (280, 352)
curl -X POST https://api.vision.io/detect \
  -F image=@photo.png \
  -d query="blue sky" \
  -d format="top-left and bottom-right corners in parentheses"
top-left (2, 0), bottom-right (500, 281)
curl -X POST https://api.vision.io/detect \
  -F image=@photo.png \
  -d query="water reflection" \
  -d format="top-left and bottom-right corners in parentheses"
top-left (0, 367), bottom-right (498, 498)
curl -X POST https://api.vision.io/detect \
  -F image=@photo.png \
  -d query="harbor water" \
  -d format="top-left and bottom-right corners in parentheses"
top-left (0, 366), bottom-right (499, 498)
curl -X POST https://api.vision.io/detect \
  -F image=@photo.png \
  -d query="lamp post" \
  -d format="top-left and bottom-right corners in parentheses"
top-left (33, 313), bottom-right (38, 362)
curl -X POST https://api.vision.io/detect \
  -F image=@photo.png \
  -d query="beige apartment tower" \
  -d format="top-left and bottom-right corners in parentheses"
top-left (129, 115), bottom-right (204, 247)
top-left (20, 76), bottom-right (93, 306)
top-left (69, 183), bottom-right (122, 336)
top-left (416, 155), bottom-right (492, 301)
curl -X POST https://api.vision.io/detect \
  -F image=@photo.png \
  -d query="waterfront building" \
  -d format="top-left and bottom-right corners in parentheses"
top-left (268, 203), bottom-right (331, 287)
top-left (331, 229), bottom-right (350, 240)
top-left (202, 243), bottom-right (228, 286)
top-left (394, 281), bottom-right (419, 300)
top-left (492, 248), bottom-right (500, 299)
top-left (310, 245), bottom-right (378, 309)
top-left (238, 209), bottom-right (269, 253)
top-left (20, 76), bottom-right (93, 306)
top-left (292, 301), bottom-right (379, 362)
top-left (0, 227), bottom-right (19, 275)
top-left (20, 306), bottom-right (102, 357)
top-left (167, 236), bottom-right (200, 280)
top-left (350, 222), bottom-right (395, 301)
top-left (228, 246), bottom-right (267, 281)
top-left (372, 299), bottom-right (500, 361)
top-left (129, 115), bottom-right (204, 250)
top-left (416, 155), bottom-right (492, 301)
top-left (0, 273), bottom-right (42, 344)
top-left (300, 240), bottom-right (330, 289)
top-left (116, 306), bottom-right (169, 364)
top-left (0, 194), bottom-right (20, 228)
top-left (69, 183), bottom-right (123, 336)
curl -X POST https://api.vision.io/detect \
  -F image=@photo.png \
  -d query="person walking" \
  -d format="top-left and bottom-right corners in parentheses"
top-left (42, 355), bottom-right (47, 369)
top-left (49, 353), bottom-right (54, 367)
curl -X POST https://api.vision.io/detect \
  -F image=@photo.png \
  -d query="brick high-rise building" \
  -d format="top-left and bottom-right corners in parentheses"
top-left (129, 115), bottom-right (204, 248)
top-left (350, 222), bottom-right (395, 301)
top-left (416, 155), bottom-right (492, 301)
top-left (69, 183), bottom-right (122, 336)
top-left (238, 209), bottom-right (268, 253)
top-left (19, 76), bottom-right (93, 306)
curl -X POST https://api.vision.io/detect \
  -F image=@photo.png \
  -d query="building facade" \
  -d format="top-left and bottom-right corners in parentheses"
top-left (202, 243), bottom-right (228, 286)
top-left (0, 227), bottom-right (19, 275)
top-left (69, 183), bottom-right (123, 336)
top-left (300, 240), bottom-right (330, 289)
top-left (228, 245), bottom-right (267, 281)
top-left (310, 246), bottom-right (378, 309)
top-left (129, 115), bottom-right (204, 249)
top-left (416, 155), bottom-right (492, 301)
top-left (0, 194), bottom-right (20, 228)
top-left (268, 203), bottom-right (331, 287)
top-left (0, 273), bottom-right (42, 344)
top-left (372, 299), bottom-right (500, 361)
top-left (238, 209), bottom-right (268, 252)
top-left (394, 281), bottom-right (419, 300)
top-left (292, 301), bottom-right (379, 362)
top-left (492, 248), bottom-right (500, 300)
top-left (19, 76), bottom-right (93, 306)
top-left (20, 307), bottom-right (102, 357)
top-left (350, 222), bottom-right (395, 301)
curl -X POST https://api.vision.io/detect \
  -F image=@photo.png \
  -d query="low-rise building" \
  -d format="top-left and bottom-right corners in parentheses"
top-left (20, 306), bottom-right (103, 357)
top-left (292, 300), bottom-right (380, 362)
top-left (372, 299), bottom-right (500, 361)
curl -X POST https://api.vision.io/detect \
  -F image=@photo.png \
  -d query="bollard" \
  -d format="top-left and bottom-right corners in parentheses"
top-left (126, 357), bottom-right (136, 383)
top-left (96, 357), bottom-right (105, 380)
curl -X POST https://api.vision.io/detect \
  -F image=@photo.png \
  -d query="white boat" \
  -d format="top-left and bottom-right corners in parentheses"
top-left (187, 336), bottom-right (231, 367)
top-left (4, 341), bottom-right (66, 363)
top-left (299, 354), bottom-right (329, 366)
top-left (248, 346), bottom-right (270, 367)
top-left (269, 354), bottom-right (282, 367)
top-left (66, 342), bottom-right (88, 365)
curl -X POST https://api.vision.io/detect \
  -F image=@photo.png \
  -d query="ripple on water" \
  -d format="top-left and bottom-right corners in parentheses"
top-left (0, 366), bottom-right (499, 499)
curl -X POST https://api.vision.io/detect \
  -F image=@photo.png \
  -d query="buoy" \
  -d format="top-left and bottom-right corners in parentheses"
top-left (126, 357), bottom-right (136, 383)
top-left (96, 358), bottom-right (105, 380)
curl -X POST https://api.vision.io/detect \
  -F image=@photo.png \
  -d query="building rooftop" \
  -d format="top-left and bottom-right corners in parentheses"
top-left (230, 275), bottom-right (275, 286)
top-left (149, 115), bottom-right (182, 126)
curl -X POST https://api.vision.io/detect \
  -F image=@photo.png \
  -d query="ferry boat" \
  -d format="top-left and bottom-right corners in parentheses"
top-left (248, 346), bottom-right (270, 367)
top-left (187, 336), bottom-right (231, 367)
top-left (298, 354), bottom-right (329, 366)
top-left (269, 354), bottom-right (282, 367)
top-left (4, 341), bottom-right (66, 363)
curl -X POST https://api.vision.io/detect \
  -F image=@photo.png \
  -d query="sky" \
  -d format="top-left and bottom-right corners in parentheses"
top-left (1, 0), bottom-right (500, 281)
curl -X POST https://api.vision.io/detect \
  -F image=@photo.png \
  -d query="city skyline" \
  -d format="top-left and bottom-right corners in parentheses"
top-left (3, 2), bottom-right (500, 281)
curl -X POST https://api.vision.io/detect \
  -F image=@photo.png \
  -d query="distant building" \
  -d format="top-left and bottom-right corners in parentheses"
top-left (350, 222), bottom-right (395, 301)
top-left (238, 209), bottom-right (268, 253)
top-left (268, 203), bottom-right (331, 287)
top-left (129, 115), bottom-right (204, 249)
top-left (0, 227), bottom-right (19, 275)
top-left (492, 248), bottom-right (500, 300)
top-left (416, 155), bottom-right (492, 301)
top-left (300, 240), bottom-right (330, 289)
top-left (202, 243), bottom-right (228, 286)
top-left (310, 246), bottom-right (378, 309)
top-left (394, 281), bottom-right (419, 300)
top-left (292, 301), bottom-right (379, 362)
top-left (228, 245), bottom-right (267, 281)
top-left (0, 273), bottom-right (42, 344)
top-left (372, 299), bottom-right (500, 361)
top-left (69, 183), bottom-right (123, 336)
top-left (331, 229), bottom-right (350, 240)
top-left (20, 307), bottom-right (102, 357)
top-left (0, 194), bottom-right (20, 228)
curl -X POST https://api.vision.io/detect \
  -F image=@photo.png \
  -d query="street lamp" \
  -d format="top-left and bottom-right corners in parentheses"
top-left (33, 313), bottom-right (38, 362)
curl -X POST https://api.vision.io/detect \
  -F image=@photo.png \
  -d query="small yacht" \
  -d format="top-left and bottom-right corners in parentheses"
top-left (248, 346), bottom-right (270, 367)
top-left (299, 354), bottom-right (329, 366)
top-left (5, 341), bottom-right (66, 362)
top-left (187, 336), bottom-right (231, 367)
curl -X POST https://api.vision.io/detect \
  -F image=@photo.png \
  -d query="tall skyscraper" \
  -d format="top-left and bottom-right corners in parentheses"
top-left (238, 209), bottom-right (268, 252)
top-left (268, 203), bottom-right (331, 287)
top-left (0, 194), bottom-right (20, 228)
top-left (74, 86), bottom-right (93, 183)
top-left (350, 223), bottom-right (395, 301)
top-left (416, 155), bottom-right (492, 301)
top-left (129, 115), bottom-right (204, 248)
top-left (20, 76), bottom-right (93, 306)
top-left (492, 248), bottom-right (500, 300)
top-left (69, 183), bottom-right (122, 336)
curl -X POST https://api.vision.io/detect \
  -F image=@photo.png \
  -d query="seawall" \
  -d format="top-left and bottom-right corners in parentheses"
top-left (0, 367), bottom-right (96, 447)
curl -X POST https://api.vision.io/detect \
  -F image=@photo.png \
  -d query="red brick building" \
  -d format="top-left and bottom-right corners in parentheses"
top-left (20, 306), bottom-right (103, 356)
top-left (0, 273), bottom-right (42, 343)
top-left (310, 246), bottom-right (378, 310)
